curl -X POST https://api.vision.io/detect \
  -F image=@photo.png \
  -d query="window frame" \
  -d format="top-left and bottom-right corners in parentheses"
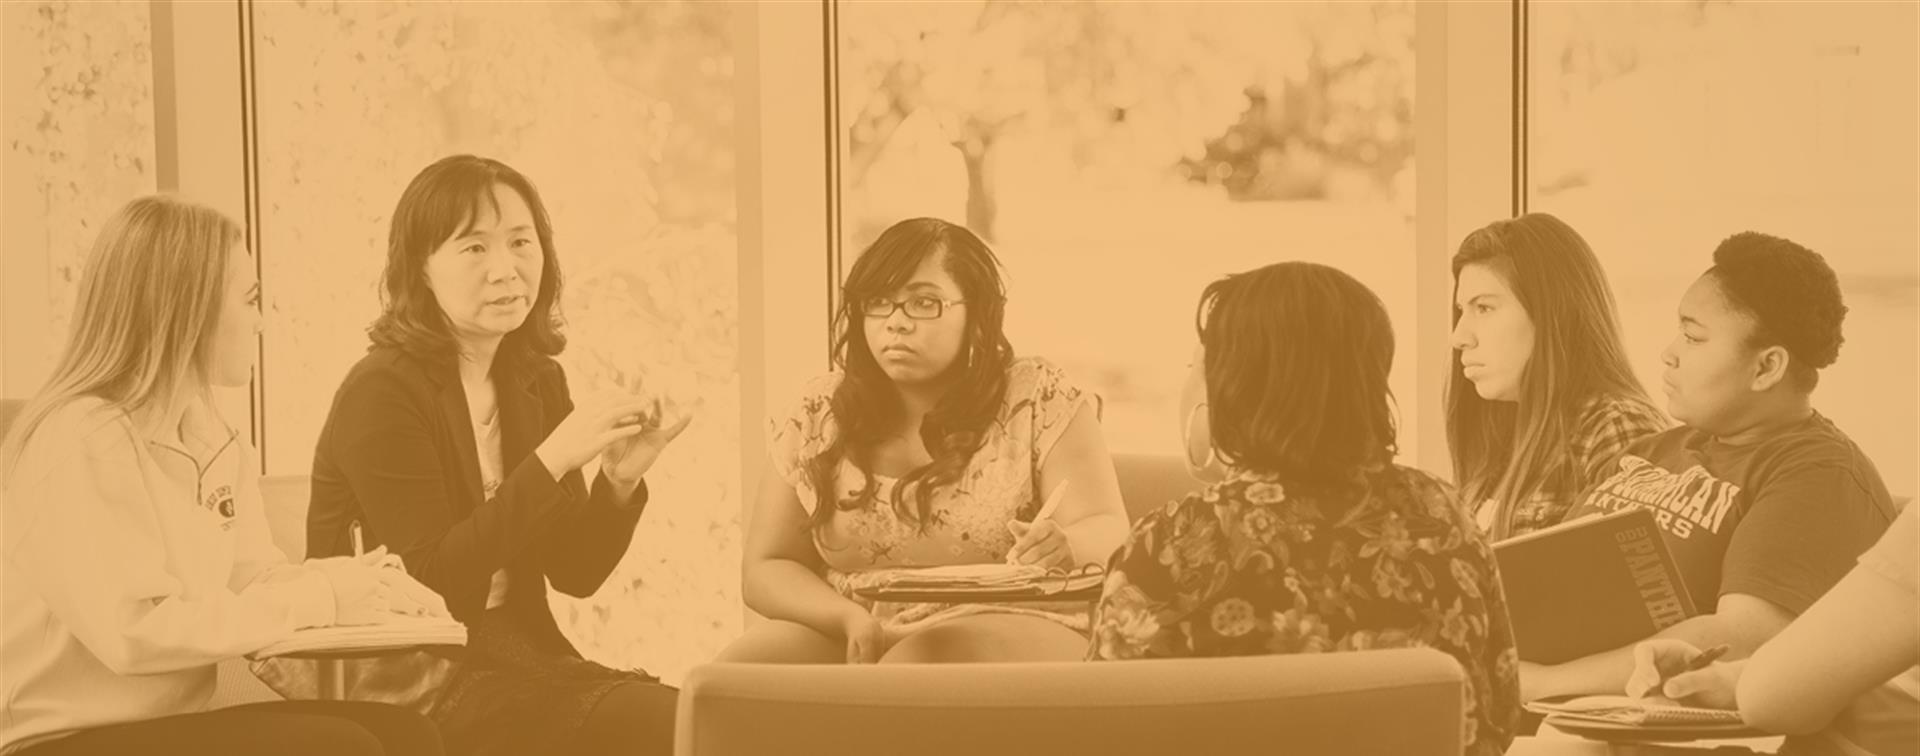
top-left (7, 0), bottom-right (1523, 489)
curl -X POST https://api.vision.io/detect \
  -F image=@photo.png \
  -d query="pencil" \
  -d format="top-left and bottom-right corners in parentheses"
top-left (1656, 643), bottom-right (1731, 695)
top-left (1006, 480), bottom-right (1073, 565)
top-left (1034, 479), bottom-right (1072, 522)
top-left (1685, 644), bottom-right (1732, 671)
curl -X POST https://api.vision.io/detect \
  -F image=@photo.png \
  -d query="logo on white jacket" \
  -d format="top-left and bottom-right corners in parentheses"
top-left (203, 483), bottom-right (237, 524)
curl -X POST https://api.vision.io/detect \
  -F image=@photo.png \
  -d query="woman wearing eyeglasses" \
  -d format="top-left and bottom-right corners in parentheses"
top-left (720, 217), bottom-right (1129, 664)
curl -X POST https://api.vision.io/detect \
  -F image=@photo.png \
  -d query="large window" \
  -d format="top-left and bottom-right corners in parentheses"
top-left (834, 0), bottom-right (1421, 462)
top-left (1, 0), bottom-right (156, 383)
top-left (1529, 0), bottom-right (1919, 496)
top-left (17, 0), bottom-right (1906, 683)
top-left (250, 0), bottom-right (740, 683)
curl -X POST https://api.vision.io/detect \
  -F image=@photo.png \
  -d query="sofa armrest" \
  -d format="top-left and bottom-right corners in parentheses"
top-left (677, 648), bottom-right (1466, 756)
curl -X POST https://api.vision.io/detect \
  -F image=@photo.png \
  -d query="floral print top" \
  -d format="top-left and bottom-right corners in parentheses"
top-left (767, 357), bottom-right (1098, 640)
top-left (1090, 465), bottom-right (1521, 756)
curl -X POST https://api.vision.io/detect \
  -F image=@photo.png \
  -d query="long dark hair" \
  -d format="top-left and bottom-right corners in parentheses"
top-left (806, 218), bottom-right (1013, 531)
top-left (1197, 261), bottom-right (1398, 492)
top-left (368, 154), bottom-right (566, 359)
top-left (1444, 213), bottom-right (1654, 532)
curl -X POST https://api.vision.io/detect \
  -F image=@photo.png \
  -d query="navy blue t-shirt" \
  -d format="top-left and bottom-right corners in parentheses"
top-left (1568, 411), bottom-right (1895, 614)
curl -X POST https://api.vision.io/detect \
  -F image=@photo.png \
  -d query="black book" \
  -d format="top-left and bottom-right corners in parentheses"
top-left (1494, 507), bottom-right (1697, 664)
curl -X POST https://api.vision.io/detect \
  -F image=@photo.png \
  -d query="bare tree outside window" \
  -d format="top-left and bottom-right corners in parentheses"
top-left (837, 0), bottom-right (1419, 459)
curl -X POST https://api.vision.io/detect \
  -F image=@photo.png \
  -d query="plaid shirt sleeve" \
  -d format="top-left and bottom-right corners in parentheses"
top-left (1571, 398), bottom-right (1669, 492)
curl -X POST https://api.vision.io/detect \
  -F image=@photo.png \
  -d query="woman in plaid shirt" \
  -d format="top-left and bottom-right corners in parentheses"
top-left (1445, 213), bottom-right (1668, 540)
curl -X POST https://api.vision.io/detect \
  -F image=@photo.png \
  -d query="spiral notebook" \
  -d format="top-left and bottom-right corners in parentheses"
top-left (852, 563), bottom-right (1107, 602)
top-left (1525, 696), bottom-right (1744, 726)
top-left (249, 617), bottom-right (467, 659)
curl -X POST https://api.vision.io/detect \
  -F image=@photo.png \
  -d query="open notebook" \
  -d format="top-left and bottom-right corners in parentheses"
top-left (249, 616), bottom-right (467, 659)
top-left (1525, 696), bottom-right (1745, 727)
top-left (852, 563), bottom-right (1107, 601)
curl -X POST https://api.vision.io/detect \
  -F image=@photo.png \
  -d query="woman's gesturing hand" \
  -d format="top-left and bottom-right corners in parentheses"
top-left (600, 396), bottom-right (693, 489)
top-left (534, 397), bottom-right (662, 482)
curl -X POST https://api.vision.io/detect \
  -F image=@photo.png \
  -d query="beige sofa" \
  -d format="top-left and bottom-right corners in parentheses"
top-left (673, 648), bottom-right (1469, 756)
top-left (1110, 451), bottom-right (1204, 522)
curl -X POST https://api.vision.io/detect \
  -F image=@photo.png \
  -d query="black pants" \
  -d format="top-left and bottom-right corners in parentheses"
top-left (433, 608), bottom-right (676, 756)
top-left (17, 700), bottom-right (444, 756)
top-left (571, 680), bottom-right (678, 756)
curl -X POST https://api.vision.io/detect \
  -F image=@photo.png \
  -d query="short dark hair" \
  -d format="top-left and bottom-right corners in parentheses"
top-left (369, 155), bottom-right (566, 358)
top-left (1706, 232), bottom-right (1846, 391)
top-left (1196, 261), bottom-right (1398, 489)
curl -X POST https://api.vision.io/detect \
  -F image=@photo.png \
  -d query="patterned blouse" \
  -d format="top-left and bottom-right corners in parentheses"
top-left (767, 357), bottom-right (1097, 644)
top-left (1090, 465), bottom-right (1521, 756)
top-left (1474, 394), bottom-right (1669, 539)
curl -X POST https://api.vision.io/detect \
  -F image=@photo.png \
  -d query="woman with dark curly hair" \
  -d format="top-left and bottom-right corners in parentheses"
top-left (721, 217), bottom-right (1129, 665)
top-left (1522, 232), bottom-right (1896, 703)
top-left (1089, 261), bottom-right (1521, 756)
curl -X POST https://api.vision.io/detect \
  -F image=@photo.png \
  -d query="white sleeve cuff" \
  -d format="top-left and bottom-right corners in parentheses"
top-left (285, 569), bottom-right (338, 629)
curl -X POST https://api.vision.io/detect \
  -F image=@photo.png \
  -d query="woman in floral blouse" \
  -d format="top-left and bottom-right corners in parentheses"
top-left (721, 217), bottom-right (1130, 665)
top-left (1090, 262), bottom-right (1521, 756)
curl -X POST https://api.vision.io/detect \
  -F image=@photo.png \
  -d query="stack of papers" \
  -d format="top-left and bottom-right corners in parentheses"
top-left (250, 617), bottom-right (467, 659)
top-left (857, 564), bottom-right (1107, 598)
top-left (1526, 696), bottom-right (1745, 727)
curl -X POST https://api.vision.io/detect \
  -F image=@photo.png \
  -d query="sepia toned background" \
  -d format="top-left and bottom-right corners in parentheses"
top-left (2, 0), bottom-right (1914, 685)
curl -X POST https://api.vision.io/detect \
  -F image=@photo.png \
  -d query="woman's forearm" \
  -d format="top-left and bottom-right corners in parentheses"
top-left (743, 557), bottom-right (864, 636)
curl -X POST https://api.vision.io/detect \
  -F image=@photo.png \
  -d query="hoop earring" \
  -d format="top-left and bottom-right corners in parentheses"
top-left (1183, 402), bottom-right (1217, 471)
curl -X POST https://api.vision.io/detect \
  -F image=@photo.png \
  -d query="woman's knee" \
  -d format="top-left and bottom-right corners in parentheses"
top-left (881, 615), bottom-right (1086, 664)
top-left (327, 702), bottom-right (444, 756)
top-left (575, 682), bottom-right (678, 756)
top-left (272, 717), bottom-right (389, 756)
top-left (238, 702), bottom-right (439, 756)
top-left (715, 619), bottom-right (845, 664)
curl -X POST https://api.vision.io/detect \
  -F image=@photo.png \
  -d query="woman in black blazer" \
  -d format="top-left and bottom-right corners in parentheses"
top-left (307, 155), bottom-right (690, 756)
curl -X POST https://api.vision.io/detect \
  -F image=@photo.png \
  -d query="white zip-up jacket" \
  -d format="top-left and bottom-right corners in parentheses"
top-left (1, 397), bottom-right (336, 753)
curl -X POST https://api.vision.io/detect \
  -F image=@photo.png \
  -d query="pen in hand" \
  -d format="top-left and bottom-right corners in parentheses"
top-left (1654, 643), bottom-right (1731, 700)
top-left (1006, 479), bottom-right (1072, 566)
top-left (350, 521), bottom-right (402, 570)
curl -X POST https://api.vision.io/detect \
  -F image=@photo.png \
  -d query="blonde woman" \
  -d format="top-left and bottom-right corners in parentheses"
top-left (0, 196), bottom-right (447, 756)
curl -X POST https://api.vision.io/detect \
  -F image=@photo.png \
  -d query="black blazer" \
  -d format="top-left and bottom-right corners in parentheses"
top-left (307, 345), bottom-right (647, 655)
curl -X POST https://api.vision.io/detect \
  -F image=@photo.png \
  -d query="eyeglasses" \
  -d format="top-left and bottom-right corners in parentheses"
top-left (861, 294), bottom-right (966, 320)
